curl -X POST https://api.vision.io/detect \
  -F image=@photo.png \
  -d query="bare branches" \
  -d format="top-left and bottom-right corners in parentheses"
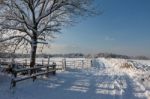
top-left (0, 35), bottom-right (31, 43)
top-left (0, 0), bottom-right (96, 44)
top-left (0, 0), bottom-right (97, 54)
top-left (0, 0), bottom-right (98, 67)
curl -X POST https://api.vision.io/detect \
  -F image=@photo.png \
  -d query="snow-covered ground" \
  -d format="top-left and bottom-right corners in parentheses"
top-left (0, 58), bottom-right (150, 99)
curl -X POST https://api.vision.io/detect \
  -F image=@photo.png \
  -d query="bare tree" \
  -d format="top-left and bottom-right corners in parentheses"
top-left (0, 0), bottom-right (97, 68)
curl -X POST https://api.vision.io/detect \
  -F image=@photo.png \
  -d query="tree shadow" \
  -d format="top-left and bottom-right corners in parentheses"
top-left (0, 58), bottom-right (148, 99)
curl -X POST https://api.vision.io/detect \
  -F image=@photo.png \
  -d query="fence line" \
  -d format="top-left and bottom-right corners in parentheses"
top-left (0, 58), bottom-right (93, 70)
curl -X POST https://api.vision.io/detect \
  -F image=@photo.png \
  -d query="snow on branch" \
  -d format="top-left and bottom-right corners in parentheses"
top-left (0, 35), bottom-right (32, 43)
top-left (0, 0), bottom-right (98, 67)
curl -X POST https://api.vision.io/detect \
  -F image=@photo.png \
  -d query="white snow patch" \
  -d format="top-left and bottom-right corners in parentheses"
top-left (0, 58), bottom-right (150, 99)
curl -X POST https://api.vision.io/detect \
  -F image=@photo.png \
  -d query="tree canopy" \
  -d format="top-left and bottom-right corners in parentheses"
top-left (0, 0), bottom-right (98, 67)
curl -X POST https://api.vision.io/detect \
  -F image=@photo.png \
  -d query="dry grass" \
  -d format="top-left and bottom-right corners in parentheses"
top-left (120, 62), bottom-right (133, 69)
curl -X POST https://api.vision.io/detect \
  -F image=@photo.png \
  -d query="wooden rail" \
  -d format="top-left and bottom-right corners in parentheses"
top-left (0, 58), bottom-right (93, 88)
top-left (12, 64), bottom-right (55, 77)
top-left (10, 63), bottom-right (61, 88)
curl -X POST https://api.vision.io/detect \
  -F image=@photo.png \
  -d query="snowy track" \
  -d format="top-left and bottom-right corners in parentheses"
top-left (0, 58), bottom-right (150, 99)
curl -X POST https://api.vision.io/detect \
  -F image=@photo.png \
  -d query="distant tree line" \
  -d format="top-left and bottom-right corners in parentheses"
top-left (94, 53), bottom-right (130, 59)
top-left (0, 52), bottom-right (149, 60)
top-left (94, 53), bottom-right (150, 60)
top-left (0, 52), bottom-right (84, 58)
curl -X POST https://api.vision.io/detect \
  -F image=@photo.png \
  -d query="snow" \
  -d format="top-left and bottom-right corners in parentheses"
top-left (0, 58), bottom-right (150, 99)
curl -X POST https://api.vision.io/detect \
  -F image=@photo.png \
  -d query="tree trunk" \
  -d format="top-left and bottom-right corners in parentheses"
top-left (30, 40), bottom-right (37, 68)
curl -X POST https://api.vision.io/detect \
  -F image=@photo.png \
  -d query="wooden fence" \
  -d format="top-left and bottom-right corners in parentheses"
top-left (0, 58), bottom-right (93, 70)
top-left (0, 58), bottom-right (92, 88)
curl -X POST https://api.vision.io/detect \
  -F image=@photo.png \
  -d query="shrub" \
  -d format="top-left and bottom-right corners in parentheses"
top-left (120, 63), bottom-right (133, 69)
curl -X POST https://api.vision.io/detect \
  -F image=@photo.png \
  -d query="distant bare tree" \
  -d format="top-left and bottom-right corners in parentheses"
top-left (0, 0), bottom-right (98, 68)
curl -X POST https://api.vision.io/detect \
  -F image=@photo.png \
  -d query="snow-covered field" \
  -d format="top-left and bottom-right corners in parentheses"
top-left (0, 58), bottom-right (150, 99)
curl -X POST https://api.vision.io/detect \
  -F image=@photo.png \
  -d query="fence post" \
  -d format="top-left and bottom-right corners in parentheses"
top-left (42, 59), bottom-right (44, 66)
top-left (11, 63), bottom-right (17, 77)
top-left (74, 60), bottom-right (75, 69)
top-left (82, 60), bottom-right (84, 69)
top-left (63, 59), bottom-right (66, 70)
top-left (48, 56), bottom-right (50, 66)
top-left (52, 62), bottom-right (56, 75)
top-left (46, 56), bottom-right (50, 77)
top-left (46, 65), bottom-right (49, 77)
top-left (25, 59), bottom-right (27, 67)
top-left (91, 60), bottom-right (93, 67)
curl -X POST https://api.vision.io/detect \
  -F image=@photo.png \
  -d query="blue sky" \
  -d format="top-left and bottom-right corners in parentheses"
top-left (47, 0), bottom-right (150, 57)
